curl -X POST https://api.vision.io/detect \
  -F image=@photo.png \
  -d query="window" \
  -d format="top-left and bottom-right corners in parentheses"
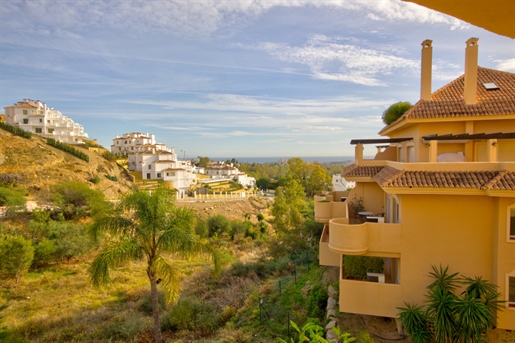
top-left (510, 207), bottom-right (515, 241)
top-left (146, 173), bottom-right (151, 179)
top-left (508, 275), bottom-right (515, 308)
top-left (23, 110), bottom-right (28, 115)
top-left (148, 165), bottom-right (152, 170)
top-left (157, 173), bottom-right (161, 178)
top-left (47, 120), bottom-right (50, 124)
top-left (23, 119), bottom-right (29, 124)
top-left (39, 119), bottom-right (43, 123)
top-left (35, 128), bottom-right (42, 134)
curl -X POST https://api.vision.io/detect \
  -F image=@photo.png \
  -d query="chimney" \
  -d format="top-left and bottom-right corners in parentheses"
top-left (464, 38), bottom-right (479, 105)
top-left (420, 39), bottom-right (433, 100)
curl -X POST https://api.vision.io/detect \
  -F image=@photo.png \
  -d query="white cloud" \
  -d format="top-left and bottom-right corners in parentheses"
top-left (495, 58), bottom-right (515, 72)
top-left (1, 0), bottom-right (468, 38)
top-left (255, 35), bottom-right (420, 86)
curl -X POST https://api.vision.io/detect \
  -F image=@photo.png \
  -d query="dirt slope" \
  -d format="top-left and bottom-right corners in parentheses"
top-left (0, 129), bottom-right (133, 202)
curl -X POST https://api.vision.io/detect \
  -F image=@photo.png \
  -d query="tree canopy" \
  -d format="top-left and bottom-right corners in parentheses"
top-left (382, 101), bottom-right (412, 125)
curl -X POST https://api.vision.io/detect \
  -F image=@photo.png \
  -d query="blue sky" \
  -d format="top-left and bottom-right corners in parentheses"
top-left (1, 0), bottom-right (514, 159)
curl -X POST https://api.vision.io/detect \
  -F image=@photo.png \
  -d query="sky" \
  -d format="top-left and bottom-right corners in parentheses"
top-left (1, 0), bottom-right (514, 159)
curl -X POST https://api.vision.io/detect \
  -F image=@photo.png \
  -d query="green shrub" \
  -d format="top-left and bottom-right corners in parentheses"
top-left (89, 175), bottom-right (101, 184)
top-left (100, 311), bottom-right (148, 341)
top-left (0, 235), bottom-right (34, 282)
top-left (0, 121), bottom-right (32, 138)
top-left (306, 283), bottom-right (328, 320)
top-left (104, 174), bottom-right (118, 182)
top-left (195, 218), bottom-right (209, 238)
top-left (343, 256), bottom-right (384, 280)
top-left (47, 138), bottom-right (89, 162)
top-left (0, 187), bottom-right (26, 207)
top-left (207, 214), bottom-right (231, 237)
top-left (166, 297), bottom-right (220, 336)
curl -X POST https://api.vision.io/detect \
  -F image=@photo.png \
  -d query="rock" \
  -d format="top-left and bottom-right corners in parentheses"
top-left (327, 297), bottom-right (337, 309)
top-left (325, 320), bottom-right (336, 331)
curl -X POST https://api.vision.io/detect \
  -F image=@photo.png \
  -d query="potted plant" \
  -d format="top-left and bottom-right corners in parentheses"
top-left (349, 195), bottom-right (364, 218)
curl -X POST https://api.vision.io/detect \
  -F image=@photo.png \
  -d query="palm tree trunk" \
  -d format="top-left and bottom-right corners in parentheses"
top-left (150, 277), bottom-right (162, 343)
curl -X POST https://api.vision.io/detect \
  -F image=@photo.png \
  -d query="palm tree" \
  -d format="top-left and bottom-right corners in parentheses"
top-left (89, 187), bottom-right (220, 343)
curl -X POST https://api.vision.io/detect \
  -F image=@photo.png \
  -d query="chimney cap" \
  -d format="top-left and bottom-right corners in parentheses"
top-left (466, 37), bottom-right (479, 46)
top-left (421, 39), bottom-right (433, 47)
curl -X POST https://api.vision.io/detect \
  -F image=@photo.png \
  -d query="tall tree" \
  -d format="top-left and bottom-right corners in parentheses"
top-left (89, 187), bottom-right (220, 343)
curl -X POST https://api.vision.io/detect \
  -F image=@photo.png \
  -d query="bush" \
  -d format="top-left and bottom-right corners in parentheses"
top-left (343, 256), bottom-right (384, 280)
top-left (51, 181), bottom-right (107, 219)
top-left (0, 187), bottom-right (26, 207)
top-left (89, 175), bottom-right (101, 184)
top-left (0, 121), bottom-right (32, 138)
top-left (0, 235), bottom-right (34, 282)
top-left (306, 283), bottom-right (328, 321)
top-left (207, 214), bottom-right (231, 237)
top-left (195, 218), bottom-right (209, 238)
top-left (47, 138), bottom-right (89, 162)
top-left (166, 297), bottom-right (220, 336)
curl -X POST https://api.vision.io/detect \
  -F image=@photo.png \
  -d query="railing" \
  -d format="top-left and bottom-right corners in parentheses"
top-left (313, 191), bottom-right (349, 223)
top-left (319, 224), bottom-right (341, 267)
top-left (328, 220), bottom-right (401, 255)
top-left (339, 278), bottom-right (402, 318)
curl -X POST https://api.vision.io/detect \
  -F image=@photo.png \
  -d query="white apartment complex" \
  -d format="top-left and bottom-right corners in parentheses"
top-left (4, 99), bottom-right (88, 144)
top-left (111, 132), bottom-right (169, 156)
top-left (115, 132), bottom-right (197, 195)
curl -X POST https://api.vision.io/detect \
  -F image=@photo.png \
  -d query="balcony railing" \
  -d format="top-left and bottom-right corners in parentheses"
top-left (319, 224), bottom-right (341, 267)
top-left (314, 191), bottom-right (349, 223)
top-left (328, 219), bottom-right (401, 255)
top-left (339, 279), bottom-right (402, 318)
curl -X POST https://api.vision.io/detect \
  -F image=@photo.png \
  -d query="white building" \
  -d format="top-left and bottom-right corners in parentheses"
top-left (205, 162), bottom-right (239, 179)
top-left (4, 99), bottom-right (88, 144)
top-left (234, 172), bottom-right (256, 188)
top-left (332, 174), bottom-right (355, 191)
top-left (123, 136), bottom-right (196, 194)
top-left (111, 132), bottom-right (170, 156)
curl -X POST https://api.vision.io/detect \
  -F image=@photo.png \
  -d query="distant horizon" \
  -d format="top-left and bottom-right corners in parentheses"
top-left (195, 156), bottom-right (357, 164)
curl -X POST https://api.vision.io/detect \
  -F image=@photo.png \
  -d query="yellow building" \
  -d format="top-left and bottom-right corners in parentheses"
top-left (317, 38), bottom-right (515, 331)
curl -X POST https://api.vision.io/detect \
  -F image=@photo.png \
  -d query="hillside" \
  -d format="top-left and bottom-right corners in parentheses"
top-left (0, 129), bottom-right (271, 219)
top-left (0, 129), bottom-right (133, 202)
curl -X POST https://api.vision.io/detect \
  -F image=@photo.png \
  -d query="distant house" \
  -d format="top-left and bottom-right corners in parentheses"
top-left (316, 39), bottom-right (515, 332)
top-left (332, 175), bottom-right (355, 191)
top-left (234, 172), bottom-right (256, 188)
top-left (4, 99), bottom-right (88, 144)
top-left (205, 162), bottom-right (239, 179)
top-left (111, 132), bottom-right (169, 156)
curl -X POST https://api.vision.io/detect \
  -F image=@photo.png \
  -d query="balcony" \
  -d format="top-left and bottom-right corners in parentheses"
top-left (328, 219), bottom-right (401, 256)
top-left (339, 279), bottom-right (402, 318)
top-left (314, 191), bottom-right (349, 223)
top-left (319, 224), bottom-right (341, 267)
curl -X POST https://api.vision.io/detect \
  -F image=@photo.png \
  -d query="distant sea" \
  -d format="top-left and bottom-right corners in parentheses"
top-left (208, 156), bottom-right (355, 164)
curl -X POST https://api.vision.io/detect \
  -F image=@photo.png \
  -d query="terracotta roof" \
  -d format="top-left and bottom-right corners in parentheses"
top-left (342, 164), bottom-right (385, 178)
top-left (4, 103), bottom-right (37, 109)
top-left (396, 67), bottom-right (515, 121)
top-left (372, 166), bottom-right (515, 190)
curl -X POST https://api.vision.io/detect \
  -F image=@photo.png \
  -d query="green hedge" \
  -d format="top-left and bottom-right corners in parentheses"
top-left (0, 122), bottom-right (32, 139)
top-left (47, 138), bottom-right (89, 162)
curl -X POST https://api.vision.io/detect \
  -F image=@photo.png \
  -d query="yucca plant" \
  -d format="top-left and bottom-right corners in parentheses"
top-left (397, 302), bottom-right (431, 343)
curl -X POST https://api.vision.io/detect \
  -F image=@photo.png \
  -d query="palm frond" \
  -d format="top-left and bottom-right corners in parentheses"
top-left (89, 237), bottom-right (143, 287)
top-left (153, 255), bottom-right (183, 304)
top-left (427, 265), bottom-right (459, 294)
